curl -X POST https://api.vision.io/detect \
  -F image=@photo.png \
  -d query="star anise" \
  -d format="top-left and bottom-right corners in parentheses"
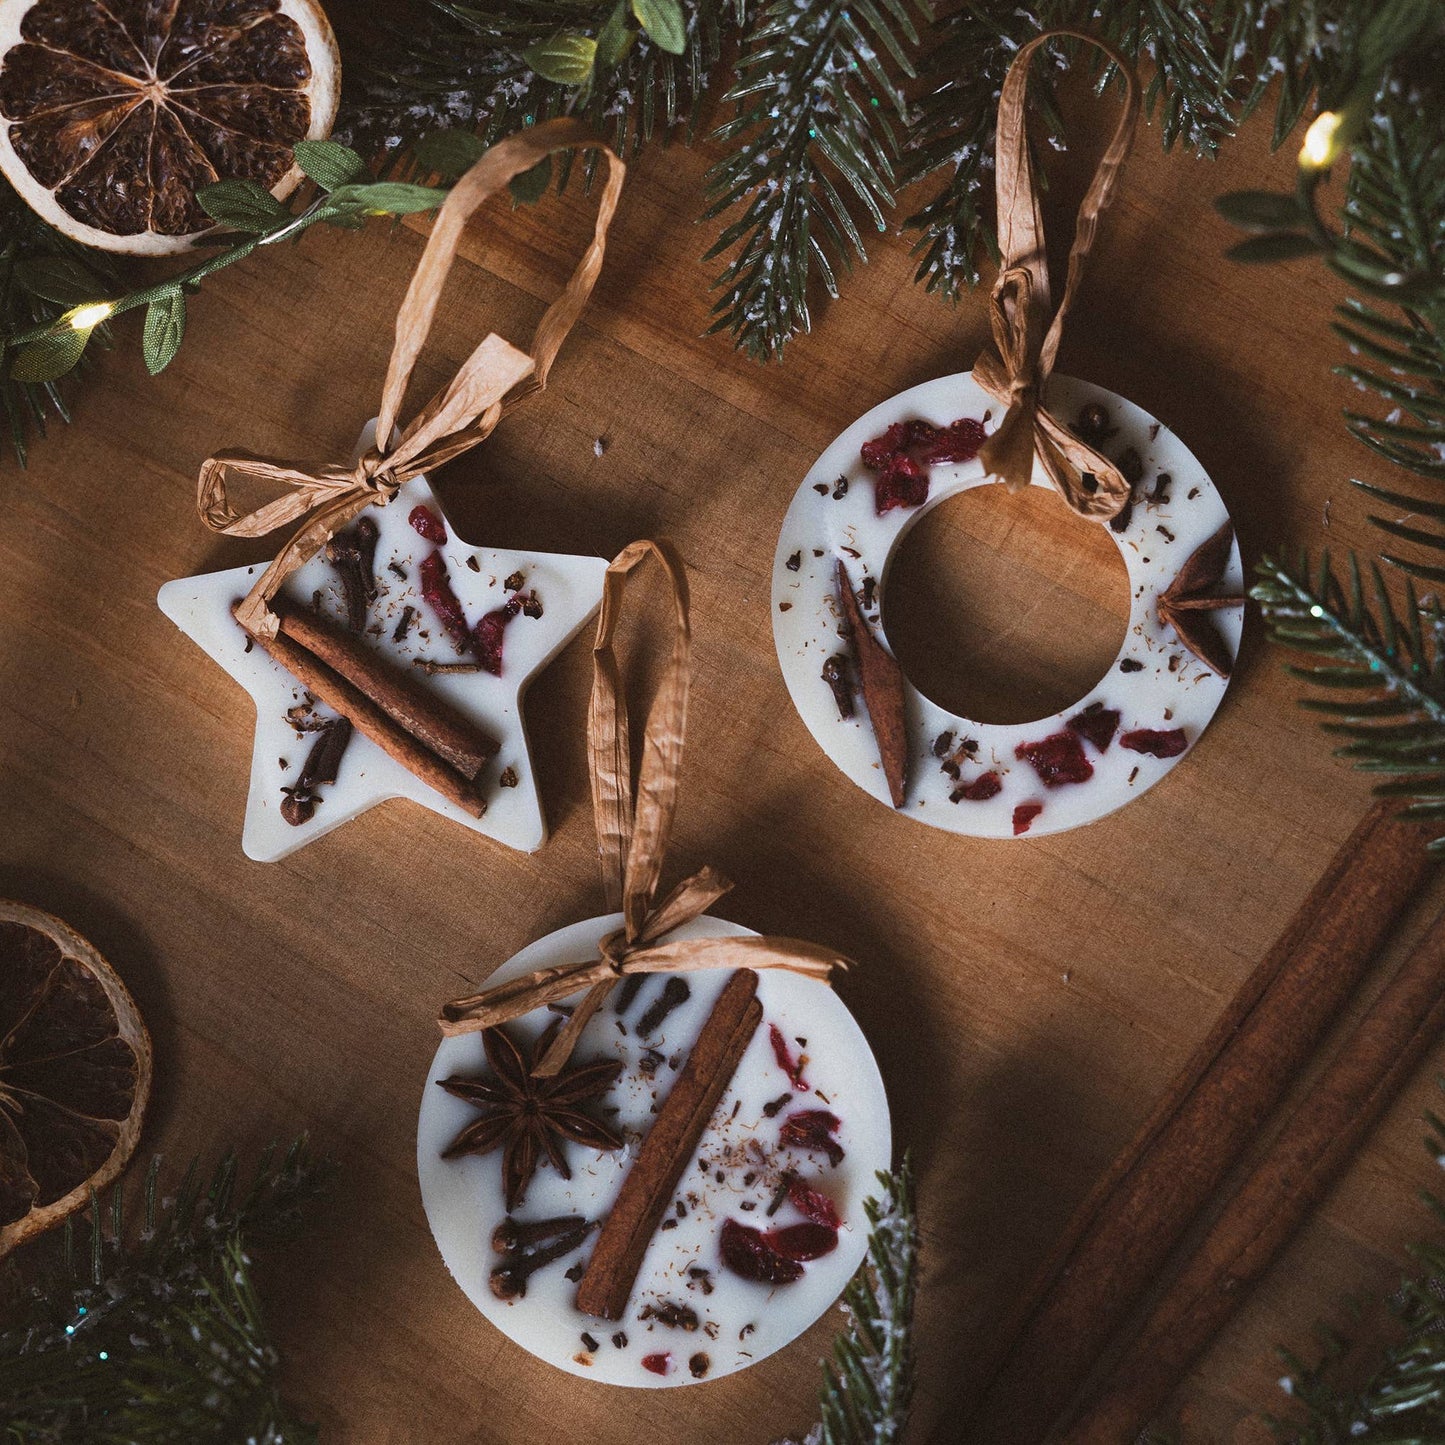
top-left (439, 1024), bottom-right (624, 1212)
top-left (1157, 523), bottom-right (1245, 678)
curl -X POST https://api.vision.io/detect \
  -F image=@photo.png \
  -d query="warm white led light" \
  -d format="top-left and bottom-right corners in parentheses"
top-left (1300, 110), bottom-right (1343, 168)
top-left (69, 301), bottom-right (115, 330)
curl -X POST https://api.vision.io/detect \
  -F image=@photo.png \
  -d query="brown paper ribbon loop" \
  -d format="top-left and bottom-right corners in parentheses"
top-left (438, 540), bottom-right (849, 1063)
top-left (973, 29), bottom-right (1141, 521)
top-left (197, 118), bottom-right (625, 637)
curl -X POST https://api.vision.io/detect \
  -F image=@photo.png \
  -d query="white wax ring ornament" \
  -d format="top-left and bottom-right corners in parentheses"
top-left (771, 372), bottom-right (1242, 838)
top-left (771, 30), bottom-right (1243, 838)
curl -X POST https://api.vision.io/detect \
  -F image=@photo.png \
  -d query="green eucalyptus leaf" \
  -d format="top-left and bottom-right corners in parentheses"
top-left (9, 325), bottom-right (91, 383)
top-left (509, 157), bottom-right (553, 206)
top-left (522, 32), bottom-right (597, 85)
top-left (411, 128), bottom-right (487, 181)
top-left (1225, 232), bottom-right (1323, 263)
top-left (595, 0), bottom-right (636, 70)
top-left (328, 181), bottom-right (451, 215)
top-left (196, 178), bottom-right (289, 232)
top-left (12, 255), bottom-right (107, 306)
top-left (292, 139), bottom-right (367, 191)
top-left (1214, 190), bottom-right (1309, 232)
top-left (631, 0), bottom-right (685, 53)
top-left (142, 290), bottom-right (186, 375)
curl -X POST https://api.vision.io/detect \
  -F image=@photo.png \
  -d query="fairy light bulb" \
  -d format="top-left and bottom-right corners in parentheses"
top-left (1300, 110), bottom-right (1343, 168)
top-left (69, 301), bottom-right (115, 330)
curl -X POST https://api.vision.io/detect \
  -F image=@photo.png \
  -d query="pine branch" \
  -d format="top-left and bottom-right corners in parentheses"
top-left (0, 1140), bottom-right (328, 1445)
top-left (775, 1157), bottom-right (919, 1445)
top-left (1250, 550), bottom-right (1445, 854)
top-left (702, 0), bottom-right (927, 361)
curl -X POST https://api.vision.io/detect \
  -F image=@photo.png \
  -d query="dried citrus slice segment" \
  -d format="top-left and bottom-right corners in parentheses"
top-left (0, 0), bottom-right (339, 254)
top-left (0, 900), bottom-right (151, 1257)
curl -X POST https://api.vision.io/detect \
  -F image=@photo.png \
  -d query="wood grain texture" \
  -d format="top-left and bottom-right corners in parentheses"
top-left (1, 51), bottom-right (1442, 1445)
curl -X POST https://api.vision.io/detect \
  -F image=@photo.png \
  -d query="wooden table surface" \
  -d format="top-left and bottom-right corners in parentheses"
top-left (1, 60), bottom-right (1438, 1445)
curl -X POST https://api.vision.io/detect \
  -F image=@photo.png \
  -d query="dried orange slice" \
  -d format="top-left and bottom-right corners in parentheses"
top-left (0, 0), bottom-right (339, 254)
top-left (0, 900), bottom-right (151, 1258)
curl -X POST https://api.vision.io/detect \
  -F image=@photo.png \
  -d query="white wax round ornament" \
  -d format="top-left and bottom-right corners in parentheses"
top-left (417, 913), bottom-right (892, 1387)
top-left (772, 371), bottom-right (1242, 838)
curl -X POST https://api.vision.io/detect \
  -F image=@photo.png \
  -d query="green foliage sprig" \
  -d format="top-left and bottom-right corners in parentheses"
top-left (6, 141), bottom-right (451, 386)
top-left (777, 1158), bottom-right (919, 1445)
top-left (0, 1139), bottom-right (328, 1444)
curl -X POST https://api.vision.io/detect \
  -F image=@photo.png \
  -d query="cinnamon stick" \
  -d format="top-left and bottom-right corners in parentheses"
top-left (576, 969), bottom-right (762, 1320)
top-left (237, 605), bottom-right (486, 820)
top-left (1060, 903), bottom-right (1445, 1444)
top-left (837, 561), bottom-right (909, 808)
top-left (276, 603), bottom-right (498, 780)
top-left (967, 801), bottom-right (1435, 1445)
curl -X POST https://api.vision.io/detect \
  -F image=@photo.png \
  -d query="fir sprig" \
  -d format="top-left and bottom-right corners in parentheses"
top-left (0, 1139), bottom-right (328, 1445)
top-left (701, 0), bottom-right (927, 360)
top-left (1250, 550), bottom-right (1445, 853)
top-left (776, 1158), bottom-right (919, 1445)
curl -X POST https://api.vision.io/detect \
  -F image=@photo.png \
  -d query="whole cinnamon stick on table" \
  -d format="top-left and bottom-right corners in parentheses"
top-left (576, 969), bottom-right (762, 1320)
top-left (967, 802), bottom-right (1435, 1445)
top-left (1060, 902), bottom-right (1445, 1443)
top-left (238, 606), bottom-right (487, 820)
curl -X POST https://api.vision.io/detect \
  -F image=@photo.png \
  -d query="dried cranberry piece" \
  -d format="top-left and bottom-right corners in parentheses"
top-left (1013, 801), bottom-right (1043, 835)
top-left (873, 454), bottom-right (929, 514)
top-left (780, 1109), bottom-right (845, 1168)
top-left (1015, 731), bottom-right (1094, 787)
top-left (918, 417), bottom-right (986, 464)
top-left (720, 1218), bottom-right (805, 1284)
top-left (1120, 727), bottom-right (1189, 758)
top-left (1067, 702), bottom-right (1121, 754)
top-left (787, 1178), bottom-right (842, 1230)
top-left (768, 1024), bottom-right (809, 1092)
top-left (641, 1352), bottom-right (672, 1375)
top-left (860, 419), bottom-right (937, 470)
top-left (418, 551), bottom-right (471, 653)
top-left (953, 771), bottom-right (1003, 802)
top-left (409, 505), bottom-right (448, 544)
top-left (766, 1222), bottom-right (838, 1262)
top-left (475, 596), bottom-right (524, 677)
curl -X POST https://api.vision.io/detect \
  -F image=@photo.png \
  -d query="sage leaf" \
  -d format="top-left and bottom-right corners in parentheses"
top-left (196, 178), bottom-right (289, 232)
top-left (329, 181), bottom-right (451, 215)
top-left (1225, 232), bottom-right (1323, 263)
top-left (13, 256), bottom-right (106, 306)
top-left (509, 157), bottom-right (553, 206)
top-left (10, 325), bottom-right (90, 383)
top-left (293, 139), bottom-right (367, 191)
top-left (412, 128), bottom-right (487, 181)
top-left (595, 1), bottom-right (635, 70)
top-left (522, 32), bottom-right (597, 85)
top-left (142, 290), bottom-right (186, 375)
top-left (1214, 190), bottom-right (1308, 232)
top-left (631, 0), bottom-right (685, 54)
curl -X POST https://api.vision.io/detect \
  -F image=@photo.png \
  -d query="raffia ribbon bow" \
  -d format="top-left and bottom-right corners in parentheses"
top-left (973, 29), bottom-right (1142, 522)
top-left (439, 539), bottom-right (847, 1077)
top-left (196, 118), bottom-right (625, 638)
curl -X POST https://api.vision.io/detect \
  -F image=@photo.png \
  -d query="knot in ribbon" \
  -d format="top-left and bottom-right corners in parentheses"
top-left (195, 118), bottom-right (625, 639)
top-left (438, 540), bottom-right (846, 1077)
top-left (973, 29), bottom-right (1142, 522)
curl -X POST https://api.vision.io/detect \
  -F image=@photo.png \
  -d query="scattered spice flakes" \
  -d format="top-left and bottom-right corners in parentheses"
top-left (612, 1332), bottom-right (628, 1349)
top-left (580, 1332), bottom-right (600, 1353)
top-left (821, 653), bottom-right (855, 719)
top-left (409, 505), bottom-right (447, 544)
top-left (391, 604), bottom-right (416, 644)
top-left (388, 560), bottom-right (408, 581)
top-left (1120, 727), bottom-right (1189, 758)
top-left (565, 1262), bottom-right (585, 1282)
top-left (785, 550), bottom-right (801, 572)
top-left (1066, 701), bottom-right (1120, 753)
top-left (1157, 525), bottom-right (1176, 543)
top-left (932, 729), bottom-right (955, 758)
top-left (1120, 658), bottom-right (1144, 673)
top-left (639, 1300), bottom-right (699, 1331)
top-left (1128, 766), bottom-right (1140, 784)
top-left (813, 482), bottom-right (829, 495)
top-left (637, 978), bottom-right (691, 1037)
top-left (1187, 486), bottom-right (1200, 500)
top-left (779, 602), bottom-right (792, 612)
top-left (951, 770), bottom-right (1003, 803)
top-left (689, 1353), bottom-right (710, 1379)
top-left (1072, 402), bottom-right (1116, 449)
top-left (504, 570), bottom-right (526, 591)
top-left (762, 1091), bottom-right (793, 1119)
top-left (499, 766), bottom-right (519, 788)
top-left (832, 477), bottom-right (848, 500)
top-left (1150, 472), bottom-right (1172, 504)
top-left (466, 555), bottom-right (481, 573)
top-left (1015, 731), bottom-right (1094, 787)
top-left (1013, 801), bottom-right (1044, 835)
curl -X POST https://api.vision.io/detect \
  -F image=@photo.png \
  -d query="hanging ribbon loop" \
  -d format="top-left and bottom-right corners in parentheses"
top-left (973, 29), bottom-right (1141, 521)
top-left (196, 118), bottom-right (626, 638)
top-left (439, 540), bottom-right (847, 1067)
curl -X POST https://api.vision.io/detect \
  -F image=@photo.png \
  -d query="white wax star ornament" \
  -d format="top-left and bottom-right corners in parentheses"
top-left (158, 472), bottom-right (607, 861)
